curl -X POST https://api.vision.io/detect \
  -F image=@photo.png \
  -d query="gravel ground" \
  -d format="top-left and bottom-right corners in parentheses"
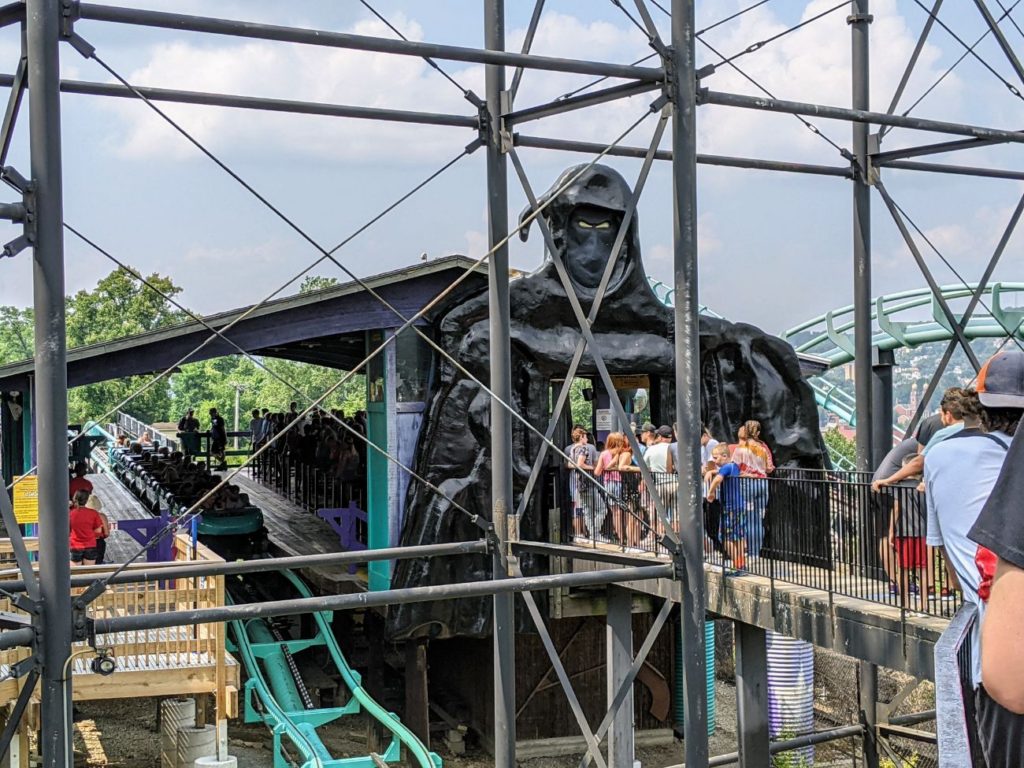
top-left (67, 682), bottom-right (740, 767)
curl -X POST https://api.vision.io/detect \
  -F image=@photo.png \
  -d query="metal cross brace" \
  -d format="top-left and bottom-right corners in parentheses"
top-left (0, 666), bottom-right (39, 759)
top-left (513, 109), bottom-right (669, 520)
top-left (513, 560), bottom-right (608, 768)
top-left (903, 189), bottom-right (1024, 434)
top-left (508, 0), bottom-right (547, 106)
top-left (508, 146), bottom-right (681, 549)
top-left (578, 598), bottom-right (674, 768)
top-left (875, 180), bottom-right (982, 372)
top-left (974, 0), bottom-right (1024, 87)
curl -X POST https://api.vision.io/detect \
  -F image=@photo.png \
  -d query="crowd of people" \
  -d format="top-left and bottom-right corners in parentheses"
top-left (564, 417), bottom-right (774, 572)
top-left (868, 349), bottom-right (1024, 766)
top-left (244, 403), bottom-right (367, 508)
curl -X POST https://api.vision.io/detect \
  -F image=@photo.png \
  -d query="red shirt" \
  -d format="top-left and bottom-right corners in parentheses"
top-left (69, 506), bottom-right (102, 550)
top-left (69, 476), bottom-right (93, 500)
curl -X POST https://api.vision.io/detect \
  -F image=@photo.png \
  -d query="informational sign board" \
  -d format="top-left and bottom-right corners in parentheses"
top-left (611, 374), bottom-right (650, 391)
top-left (595, 409), bottom-right (613, 432)
top-left (13, 475), bottom-right (38, 525)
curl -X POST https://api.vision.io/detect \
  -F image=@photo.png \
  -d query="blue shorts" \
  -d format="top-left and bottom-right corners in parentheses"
top-left (721, 506), bottom-right (747, 543)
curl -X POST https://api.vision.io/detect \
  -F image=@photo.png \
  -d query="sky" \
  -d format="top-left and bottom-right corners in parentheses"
top-left (0, 0), bottom-right (1021, 335)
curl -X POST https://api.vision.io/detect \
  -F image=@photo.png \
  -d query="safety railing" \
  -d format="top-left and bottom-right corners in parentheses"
top-left (116, 411), bottom-right (179, 452)
top-left (0, 533), bottom-right (231, 708)
top-left (557, 466), bottom-right (962, 619)
top-left (250, 449), bottom-right (365, 515)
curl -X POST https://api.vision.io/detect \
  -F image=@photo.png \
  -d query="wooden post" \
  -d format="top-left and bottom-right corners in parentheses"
top-left (404, 639), bottom-right (430, 748)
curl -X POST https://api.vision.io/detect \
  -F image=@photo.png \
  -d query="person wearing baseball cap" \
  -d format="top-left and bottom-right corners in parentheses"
top-left (926, 349), bottom-right (1023, 766)
top-left (963, 349), bottom-right (1024, 767)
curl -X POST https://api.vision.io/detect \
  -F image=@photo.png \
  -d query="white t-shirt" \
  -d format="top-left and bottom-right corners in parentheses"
top-left (645, 442), bottom-right (671, 473)
top-left (700, 439), bottom-right (719, 467)
top-left (925, 429), bottom-right (1011, 686)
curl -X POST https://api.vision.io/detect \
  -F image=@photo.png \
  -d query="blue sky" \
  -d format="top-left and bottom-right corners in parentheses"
top-left (0, 0), bottom-right (1021, 334)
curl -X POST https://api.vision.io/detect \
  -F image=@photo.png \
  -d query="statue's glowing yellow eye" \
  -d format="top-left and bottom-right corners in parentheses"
top-left (578, 219), bottom-right (611, 229)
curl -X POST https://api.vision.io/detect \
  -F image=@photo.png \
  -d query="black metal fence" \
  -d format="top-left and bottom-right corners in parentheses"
top-left (556, 465), bottom-right (962, 619)
top-left (250, 448), bottom-right (365, 516)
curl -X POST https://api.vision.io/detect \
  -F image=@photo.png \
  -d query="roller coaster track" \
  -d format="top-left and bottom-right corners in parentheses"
top-left (229, 569), bottom-right (441, 768)
top-left (651, 280), bottom-right (1024, 468)
top-left (783, 282), bottom-right (1024, 432)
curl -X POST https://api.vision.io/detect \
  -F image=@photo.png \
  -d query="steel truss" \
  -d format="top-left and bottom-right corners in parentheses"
top-left (0, 1), bottom-right (1018, 766)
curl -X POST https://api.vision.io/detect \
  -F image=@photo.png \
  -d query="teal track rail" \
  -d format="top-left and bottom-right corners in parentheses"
top-left (229, 569), bottom-right (441, 768)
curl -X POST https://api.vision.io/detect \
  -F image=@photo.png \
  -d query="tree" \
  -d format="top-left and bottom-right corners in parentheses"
top-left (0, 306), bottom-right (33, 365)
top-left (822, 427), bottom-right (857, 468)
top-left (299, 275), bottom-right (339, 293)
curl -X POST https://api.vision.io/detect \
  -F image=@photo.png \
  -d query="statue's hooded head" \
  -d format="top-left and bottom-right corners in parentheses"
top-left (518, 164), bottom-right (642, 302)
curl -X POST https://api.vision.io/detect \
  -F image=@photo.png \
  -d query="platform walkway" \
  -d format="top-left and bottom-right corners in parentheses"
top-left (0, 535), bottom-right (238, 764)
top-left (234, 473), bottom-right (366, 593)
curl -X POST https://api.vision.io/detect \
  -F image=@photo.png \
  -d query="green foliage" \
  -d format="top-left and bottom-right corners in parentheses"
top-left (0, 266), bottom-right (366, 427)
top-left (822, 427), bottom-right (857, 468)
top-left (568, 378), bottom-right (593, 428)
top-left (169, 355), bottom-right (366, 425)
top-left (299, 275), bottom-right (339, 293)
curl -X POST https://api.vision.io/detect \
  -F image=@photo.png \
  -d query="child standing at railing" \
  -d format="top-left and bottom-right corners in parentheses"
top-left (705, 443), bottom-right (747, 574)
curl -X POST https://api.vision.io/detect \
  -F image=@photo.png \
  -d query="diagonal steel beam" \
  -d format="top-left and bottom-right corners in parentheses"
top-left (513, 562), bottom-right (608, 768)
top-left (875, 181), bottom-right (981, 371)
top-left (879, 0), bottom-right (943, 139)
top-left (508, 147), bottom-right (680, 546)
top-left (509, 0), bottom-right (546, 106)
top-left (904, 189), bottom-right (1024, 433)
top-left (974, 0), bottom-right (1024, 86)
top-left (514, 111), bottom-right (668, 520)
top-left (0, 486), bottom-right (39, 602)
top-left (0, 667), bottom-right (39, 759)
top-left (632, 0), bottom-right (667, 51)
top-left (579, 599), bottom-right (674, 768)
top-left (505, 79), bottom-right (661, 126)
top-left (0, 53), bottom-right (26, 168)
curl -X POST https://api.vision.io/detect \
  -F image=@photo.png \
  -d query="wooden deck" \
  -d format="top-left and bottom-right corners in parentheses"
top-left (234, 473), bottom-right (367, 593)
top-left (88, 471), bottom-right (159, 564)
top-left (0, 535), bottom-right (238, 755)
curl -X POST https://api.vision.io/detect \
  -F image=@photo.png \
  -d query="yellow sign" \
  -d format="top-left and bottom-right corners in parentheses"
top-left (13, 476), bottom-right (38, 525)
top-left (611, 374), bottom-right (650, 391)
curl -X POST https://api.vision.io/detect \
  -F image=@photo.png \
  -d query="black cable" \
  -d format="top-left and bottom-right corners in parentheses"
top-left (555, 52), bottom-right (659, 102)
top-left (609, 0), bottom-right (655, 40)
top-left (889, 0), bottom-right (1023, 133)
top-left (650, 0), bottom-right (778, 38)
top-left (697, 0), bottom-right (775, 35)
top-left (356, 0), bottom-right (476, 103)
top-left (712, 0), bottom-right (850, 70)
top-left (995, 0), bottom-right (1024, 40)
top-left (886, 196), bottom-right (1024, 357)
top-left (910, 0), bottom-right (1024, 100)
top-left (697, 37), bottom-right (849, 157)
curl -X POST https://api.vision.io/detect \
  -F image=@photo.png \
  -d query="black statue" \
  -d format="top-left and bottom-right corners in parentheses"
top-left (387, 164), bottom-right (825, 640)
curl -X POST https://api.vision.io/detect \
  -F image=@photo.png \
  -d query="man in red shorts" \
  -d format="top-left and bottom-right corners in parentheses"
top-left (889, 456), bottom-right (929, 610)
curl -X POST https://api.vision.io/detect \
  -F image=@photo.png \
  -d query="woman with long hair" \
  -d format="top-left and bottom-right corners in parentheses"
top-left (595, 432), bottom-right (627, 544)
top-left (731, 419), bottom-right (774, 558)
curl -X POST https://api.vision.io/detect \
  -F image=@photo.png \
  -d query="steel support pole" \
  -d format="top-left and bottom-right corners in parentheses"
top-left (860, 661), bottom-right (879, 768)
top-left (606, 586), bottom-right (635, 768)
top-left (851, 0), bottom-right (873, 471)
top-left (670, 1), bottom-right (708, 766)
top-left (871, 348), bottom-right (895, 465)
top-left (735, 623), bottom-right (770, 768)
top-left (484, 2), bottom-right (515, 766)
top-left (26, 0), bottom-right (71, 765)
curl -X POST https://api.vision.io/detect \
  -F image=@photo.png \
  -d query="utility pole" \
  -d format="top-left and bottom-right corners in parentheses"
top-left (671, 1), bottom-right (709, 766)
top-left (26, 0), bottom-right (72, 764)
top-left (484, 2), bottom-right (515, 766)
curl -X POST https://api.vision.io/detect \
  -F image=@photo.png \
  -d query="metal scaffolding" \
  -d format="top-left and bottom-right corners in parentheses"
top-left (0, 2), bottom-right (1021, 767)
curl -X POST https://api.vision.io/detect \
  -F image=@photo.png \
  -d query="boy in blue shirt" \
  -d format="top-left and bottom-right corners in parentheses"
top-left (705, 443), bottom-right (747, 573)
